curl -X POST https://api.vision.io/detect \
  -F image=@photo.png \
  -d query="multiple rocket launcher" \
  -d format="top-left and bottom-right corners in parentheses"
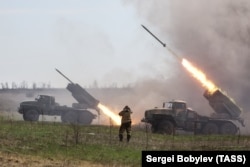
top-left (55, 69), bottom-right (121, 125)
top-left (141, 25), bottom-right (244, 126)
top-left (204, 89), bottom-right (244, 126)
top-left (55, 68), bottom-right (100, 112)
top-left (54, 25), bottom-right (244, 127)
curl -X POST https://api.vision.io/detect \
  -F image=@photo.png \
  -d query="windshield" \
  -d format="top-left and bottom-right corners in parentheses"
top-left (164, 102), bottom-right (173, 109)
top-left (35, 95), bottom-right (47, 102)
top-left (35, 95), bottom-right (41, 101)
top-left (163, 102), bottom-right (186, 110)
top-left (174, 102), bottom-right (186, 110)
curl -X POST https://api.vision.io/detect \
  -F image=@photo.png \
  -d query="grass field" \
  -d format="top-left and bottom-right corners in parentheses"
top-left (0, 116), bottom-right (250, 166)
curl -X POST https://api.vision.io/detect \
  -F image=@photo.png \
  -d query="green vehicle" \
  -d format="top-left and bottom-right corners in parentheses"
top-left (18, 69), bottom-right (101, 125)
top-left (18, 95), bottom-right (96, 124)
top-left (141, 89), bottom-right (245, 135)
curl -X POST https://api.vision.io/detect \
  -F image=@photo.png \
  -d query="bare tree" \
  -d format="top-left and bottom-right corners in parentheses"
top-left (12, 82), bottom-right (17, 89)
top-left (32, 82), bottom-right (37, 89)
top-left (20, 81), bottom-right (28, 89)
top-left (5, 82), bottom-right (9, 89)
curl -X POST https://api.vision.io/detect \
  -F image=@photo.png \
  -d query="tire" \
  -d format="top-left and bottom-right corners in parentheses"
top-left (77, 111), bottom-right (95, 125)
top-left (61, 111), bottom-right (78, 124)
top-left (61, 112), bottom-right (67, 123)
top-left (23, 109), bottom-right (39, 121)
top-left (157, 121), bottom-right (174, 135)
top-left (220, 122), bottom-right (237, 135)
top-left (202, 123), bottom-right (219, 134)
top-left (151, 125), bottom-right (158, 133)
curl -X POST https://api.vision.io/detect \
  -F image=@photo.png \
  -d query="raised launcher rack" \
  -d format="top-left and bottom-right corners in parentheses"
top-left (203, 89), bottom-right (244, 127)
top-left (55, 68), bottom-right (100, 113)
top-left (66, 83), bottom-right (99, 111)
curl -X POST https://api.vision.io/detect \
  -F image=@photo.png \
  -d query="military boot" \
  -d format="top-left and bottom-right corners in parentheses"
top-left (127, 134), bottom-right (131, 142)
top-left (119, 134), bottom-right (123, 142)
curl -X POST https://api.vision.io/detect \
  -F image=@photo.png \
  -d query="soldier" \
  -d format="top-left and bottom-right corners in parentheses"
top-left (118, 105), bottom-right (132, 142)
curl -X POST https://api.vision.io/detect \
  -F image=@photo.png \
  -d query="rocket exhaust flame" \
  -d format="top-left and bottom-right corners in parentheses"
top-left (55, 69), bottom-right (121, 125)
top-left (141, 25), bottom-right (245, 129)
top-left (141, 25), bottom-right (219, 93)
top-left (141, 24), bottom-right (219, 93)
top-left (97, 103), bottom-right (120, 125)
top-left (182, 58), bottom-right (218, 93)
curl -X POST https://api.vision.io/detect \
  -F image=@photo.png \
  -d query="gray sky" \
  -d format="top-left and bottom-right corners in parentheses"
top-left (1, 0), bottom-right (250, 126)
top-left (0, 0), bottom-right (175, 88)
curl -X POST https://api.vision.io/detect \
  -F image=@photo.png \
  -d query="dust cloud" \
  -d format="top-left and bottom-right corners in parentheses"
top-left (123, 0), bottom-right (250, 134)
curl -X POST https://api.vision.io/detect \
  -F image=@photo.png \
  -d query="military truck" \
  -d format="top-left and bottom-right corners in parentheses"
top-left (141, 89), bottom-right (244, 135)
top-left (18, 95), bottom-right (96, 124)
top-left (18, 69), bottom-right (101, 124)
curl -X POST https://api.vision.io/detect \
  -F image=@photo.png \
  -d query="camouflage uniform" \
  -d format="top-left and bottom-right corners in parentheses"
top-left (119, 106), bottom-right (132, 142)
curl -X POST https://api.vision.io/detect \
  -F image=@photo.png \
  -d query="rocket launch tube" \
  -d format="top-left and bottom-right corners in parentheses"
top-left (55, 68), bottom-right (74, 84)
top-left (55, 68), bottom-right (99, 110)
top-left (141, 24), bottom-right (244, 125)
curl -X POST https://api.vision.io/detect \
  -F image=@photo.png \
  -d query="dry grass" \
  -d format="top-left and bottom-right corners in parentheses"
top-left (0, 151), bottom-right (106, 167)
top-left (0, 117), bottom-right (250, 166)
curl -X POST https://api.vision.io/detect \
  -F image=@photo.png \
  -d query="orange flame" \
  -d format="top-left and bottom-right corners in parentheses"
top-left (182, 58), bottom-right (218, 93)
top-left (97, 103), bottom-right (120, 125)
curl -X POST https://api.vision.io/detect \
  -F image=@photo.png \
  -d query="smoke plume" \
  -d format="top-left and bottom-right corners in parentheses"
top-left (123, 0), bottom-right (250, 133)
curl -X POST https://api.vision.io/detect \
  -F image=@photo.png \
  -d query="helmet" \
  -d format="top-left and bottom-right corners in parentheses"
top-left (124, 105), bottom-right (130, 110)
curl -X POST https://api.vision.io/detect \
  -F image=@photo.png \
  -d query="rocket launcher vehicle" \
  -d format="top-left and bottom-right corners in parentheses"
top-left (141, 24), bottom-right (245, 127)
top-left (55, 69), bottom-right (100, 112)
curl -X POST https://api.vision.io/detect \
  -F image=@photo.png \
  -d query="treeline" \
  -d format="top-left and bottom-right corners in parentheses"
top-left (1, 80), bottom-right (133, 90)
top-left (0, 81), bottom-right (51, 90)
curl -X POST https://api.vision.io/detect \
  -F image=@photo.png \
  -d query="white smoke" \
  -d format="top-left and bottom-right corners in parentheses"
top-left (124, 0), bottom-right (250, 134)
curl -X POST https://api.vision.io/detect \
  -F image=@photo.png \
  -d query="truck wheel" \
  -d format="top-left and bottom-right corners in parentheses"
top-left (151, 125), bottom-right (158, 133)
top-left (61, 112), bottom-right (67, 123)
top-left (77, 111), bottom-right (94, 125)
top-left (220, 122), bottom-right (237, 135)
top-left (23, 110), bottom-right (39, 121)
top-left (62, 111), bottom-right (78, 124)
top-left (158, 121), bottom-right (174, 135)
top-left (202, 123), bottom-right (219, 134)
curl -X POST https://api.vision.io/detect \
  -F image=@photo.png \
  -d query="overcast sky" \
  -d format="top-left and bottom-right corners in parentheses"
top-left (0, 0), bottom-right (175, 88)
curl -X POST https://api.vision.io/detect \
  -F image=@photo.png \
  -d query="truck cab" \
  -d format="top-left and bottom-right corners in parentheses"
top-left (35, 95), bottom-right (55, 106)
top-left (142, 99), bottom-right (239, 135)
top-left (163, 100), bottom-right (186, 116)
top-left (142, 100), bottom-right (196, 133)
top-left (162, 101), bottom-right (185, 126)
top-left (18, 95), bottom-right (96, 124)
top-left (164, 100), bottom-right (200, 131)
top-left (18, 95), bottom-right (63, 121)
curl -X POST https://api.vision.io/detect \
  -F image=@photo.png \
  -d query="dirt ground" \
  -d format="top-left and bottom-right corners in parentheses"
top-left (0, 151), bottom-right (104, 167)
